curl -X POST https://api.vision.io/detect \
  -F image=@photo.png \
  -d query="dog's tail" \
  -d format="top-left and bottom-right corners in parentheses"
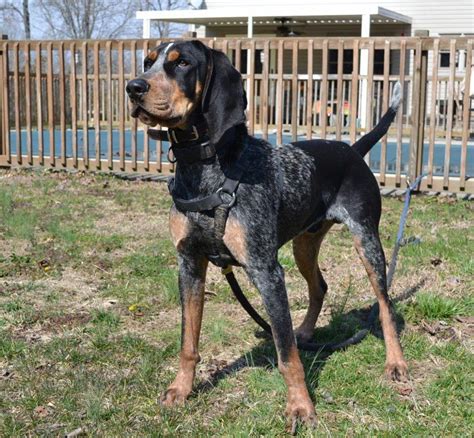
top-left (352, 82), bottom-right (402, 157)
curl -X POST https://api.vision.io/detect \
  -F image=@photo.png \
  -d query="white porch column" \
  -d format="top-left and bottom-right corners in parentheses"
top-left (246, 16), bottom-right (253, 113)
top-left (143, 18), bottom-right (151, 39)
top-left (359, 14), bottom-right (370, 130)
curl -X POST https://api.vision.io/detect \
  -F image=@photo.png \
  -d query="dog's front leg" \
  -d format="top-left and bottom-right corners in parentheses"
top-left (246, 262), bottom-right (317, 429)
top-left (161, 253), bottom-right (208, 406)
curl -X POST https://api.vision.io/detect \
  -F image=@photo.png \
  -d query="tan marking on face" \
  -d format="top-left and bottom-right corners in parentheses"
top-left (171, 79), bottom-right (193, 114)
top-left (169, 208), bottom-right (189, 251)
top-left (223, 216), bottom-right (248, 265)
top-left (146, 49), bottom-right (158, 63)
top-left (167, 50), bottom-right (180, 62)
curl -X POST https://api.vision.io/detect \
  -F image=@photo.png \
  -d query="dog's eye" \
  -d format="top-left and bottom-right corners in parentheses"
top-left (177, 59), bottom-right (189, 68)
top-left (144, 60), bottom-right (154, 72)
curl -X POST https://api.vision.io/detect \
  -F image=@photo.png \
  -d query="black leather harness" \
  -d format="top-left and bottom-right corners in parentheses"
top-left (149, 124), bottom-right (246, 267)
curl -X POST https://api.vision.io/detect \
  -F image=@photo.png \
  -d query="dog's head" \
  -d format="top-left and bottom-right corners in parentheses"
top-left (126, 40), bottom-right (247, 144)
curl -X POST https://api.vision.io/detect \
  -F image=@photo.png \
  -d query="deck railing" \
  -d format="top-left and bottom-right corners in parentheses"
top-left (0, 37), bottom-right (473, 193)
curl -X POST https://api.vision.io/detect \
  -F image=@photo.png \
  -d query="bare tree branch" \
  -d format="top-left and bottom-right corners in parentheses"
top-left (137, 0), bottom-right (188, 38)
top-left (0, 0), bottom-right (31, 38)
top-left (37, 0), bottom-right (137, 39)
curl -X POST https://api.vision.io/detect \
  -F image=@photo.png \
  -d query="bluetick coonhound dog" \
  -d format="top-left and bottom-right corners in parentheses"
top-left (126, 40), bottom-right (407, 429)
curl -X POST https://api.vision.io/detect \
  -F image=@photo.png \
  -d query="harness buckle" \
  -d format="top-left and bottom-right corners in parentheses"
top-left (216, 188), bottom-right (236, 208)
top-left (167, 126), bottom-right (200, 144)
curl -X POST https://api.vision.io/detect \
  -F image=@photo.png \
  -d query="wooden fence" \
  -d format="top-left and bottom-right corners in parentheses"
top-left (0, 37), bottom-right (473, 193)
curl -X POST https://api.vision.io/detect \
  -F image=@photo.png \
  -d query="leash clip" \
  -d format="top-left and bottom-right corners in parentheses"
top-left (167, 146), bottom-right (177, 164)
top-left (217, 188), bottom-right (236, 208)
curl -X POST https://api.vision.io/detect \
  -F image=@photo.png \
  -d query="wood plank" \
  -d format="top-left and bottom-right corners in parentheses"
top-left (379, 40), bottom-right (390, 185)
top-left (58, 42), bottom-right (66, 167)
top-left (142, 39), bottom-right (150, 170)
top-left (24, 42), bottom-right (32, 164)
top-left (248, 40), bottom-right (255, 136)
top-left (261, 40), bottom-right (269, 140)
top-left (235, 40), bottom-right (241, 71)
top-left (118, 41), bottom-right (125, 171)
top-left (130, 40), bottom-right (138, 171)
top-left (276, 40), bottom-right (284, 145)
top-left (427, 39), bottom-right (440, 187)
top-left (395, 40), bottom-right (406, 186)
top-left (8, 154), bottom-right (174, 175)
top-left (13, 42), bottom-right (21, 165)
top-left (291, 41), bottom-right (298, 142)
top-left (349, 39), bottom-right (359, 144)
top-left (306, 39), bottom-right (314, 140)
top-left (409, 40), bottom-right (422, 181)
top-left (69, 43), bottom-right (78, 167)
top-left (93, 41), bottom-right (101, 169)
top-left (335, 40), bottom-right (344, 141)
top-left (106, 41), bottom-right (113, 169)
top-left (459, 40), bottom-right (472, 190)
top-left (81, 41), bottom-right (88, 167)
top-left (35, 43), bottom-right (43, 165)
top-left (443, 39), bottom-right (456, 188)
top-left (2, 43), bottom-right (10, 163)
top-left (46, 42), bottom-right (55, 166)
top-left (321, 40), bottom-right (328, 139)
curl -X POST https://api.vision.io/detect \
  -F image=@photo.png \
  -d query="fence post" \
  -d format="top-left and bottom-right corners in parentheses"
top-left (0, 44), bottom-right (3, 161)
top-left (409, 40), bottom-right (428, 186)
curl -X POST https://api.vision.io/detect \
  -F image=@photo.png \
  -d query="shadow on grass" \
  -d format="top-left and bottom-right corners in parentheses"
top-left (192, 278), bottom-right (426, 398)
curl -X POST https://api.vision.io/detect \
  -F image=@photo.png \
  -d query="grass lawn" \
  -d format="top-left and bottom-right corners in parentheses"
top-left (0, 168), bottom-right (473, 437)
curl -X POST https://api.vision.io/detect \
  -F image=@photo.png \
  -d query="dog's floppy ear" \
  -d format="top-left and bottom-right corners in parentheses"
top-left (200, 46), bottom-right (247, 145)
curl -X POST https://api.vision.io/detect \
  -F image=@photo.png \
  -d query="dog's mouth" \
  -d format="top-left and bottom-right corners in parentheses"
top-left (130, 102), bottom-right (183, 128)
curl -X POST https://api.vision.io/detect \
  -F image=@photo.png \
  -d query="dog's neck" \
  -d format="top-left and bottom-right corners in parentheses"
top-left (171, 119), bottom-right (248, 202)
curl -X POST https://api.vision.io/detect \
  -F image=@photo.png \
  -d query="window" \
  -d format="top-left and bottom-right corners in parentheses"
top-left (439, 51), bottom-right (459, 68)
top-left (440, 52), bottom-right (450, 68)
top-left (328, 49), bottom-right (354, 74)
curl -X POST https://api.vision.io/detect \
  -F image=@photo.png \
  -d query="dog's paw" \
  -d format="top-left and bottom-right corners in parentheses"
top-left (160, 387), bottom-right (190, 407)
top-left (285, 400), bottom-right (317, 435)
top-left (385, 360), bottom-right (409, 383)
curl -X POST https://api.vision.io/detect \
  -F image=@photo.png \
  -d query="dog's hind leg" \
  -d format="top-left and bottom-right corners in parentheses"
top-left (292, 221), bottom-right (333, 342)
top-left (336, 199), bottom-right (408, 382)
top-left (351, 229), bottom-right (408, 381)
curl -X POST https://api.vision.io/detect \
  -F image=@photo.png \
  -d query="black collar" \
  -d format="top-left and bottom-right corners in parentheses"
top-left (148, 123), bottom-right (216, 165)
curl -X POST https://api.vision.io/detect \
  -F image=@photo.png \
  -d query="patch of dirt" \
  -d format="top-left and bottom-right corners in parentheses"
top-left (0, 238), bottom-right (32, 258)
top-left (94, 209), bottom-right (168, 242)
top-left (41, 312), bottom-right (91, 333)
top-left (40, 267), bottom-right (101, 310)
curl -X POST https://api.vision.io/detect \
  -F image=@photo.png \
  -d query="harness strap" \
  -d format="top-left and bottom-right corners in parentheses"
top-left (169, 176), bottom-right (239, 212)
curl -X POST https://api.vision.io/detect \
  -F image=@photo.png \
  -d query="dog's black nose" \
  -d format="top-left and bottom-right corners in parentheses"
top-left (126, 78), bottom-right (149, 98)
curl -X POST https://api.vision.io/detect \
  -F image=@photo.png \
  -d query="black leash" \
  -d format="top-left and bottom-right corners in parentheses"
top-left (223, 175), bottom-right (425, 353)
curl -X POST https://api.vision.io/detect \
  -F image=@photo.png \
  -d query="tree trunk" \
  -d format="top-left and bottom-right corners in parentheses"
top-left (22, 0), bottom-right (31, 39)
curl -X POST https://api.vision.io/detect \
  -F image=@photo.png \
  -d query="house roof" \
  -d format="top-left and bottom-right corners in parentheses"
top-left (136, 5), bottom-right (412, 27)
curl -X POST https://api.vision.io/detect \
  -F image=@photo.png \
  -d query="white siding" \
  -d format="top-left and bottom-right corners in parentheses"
top-left (203, 0), bottom-right (474, 36)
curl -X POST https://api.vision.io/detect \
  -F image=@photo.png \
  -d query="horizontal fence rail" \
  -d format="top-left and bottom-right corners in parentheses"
top-left (0, 37), bottom-right (473, 192)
